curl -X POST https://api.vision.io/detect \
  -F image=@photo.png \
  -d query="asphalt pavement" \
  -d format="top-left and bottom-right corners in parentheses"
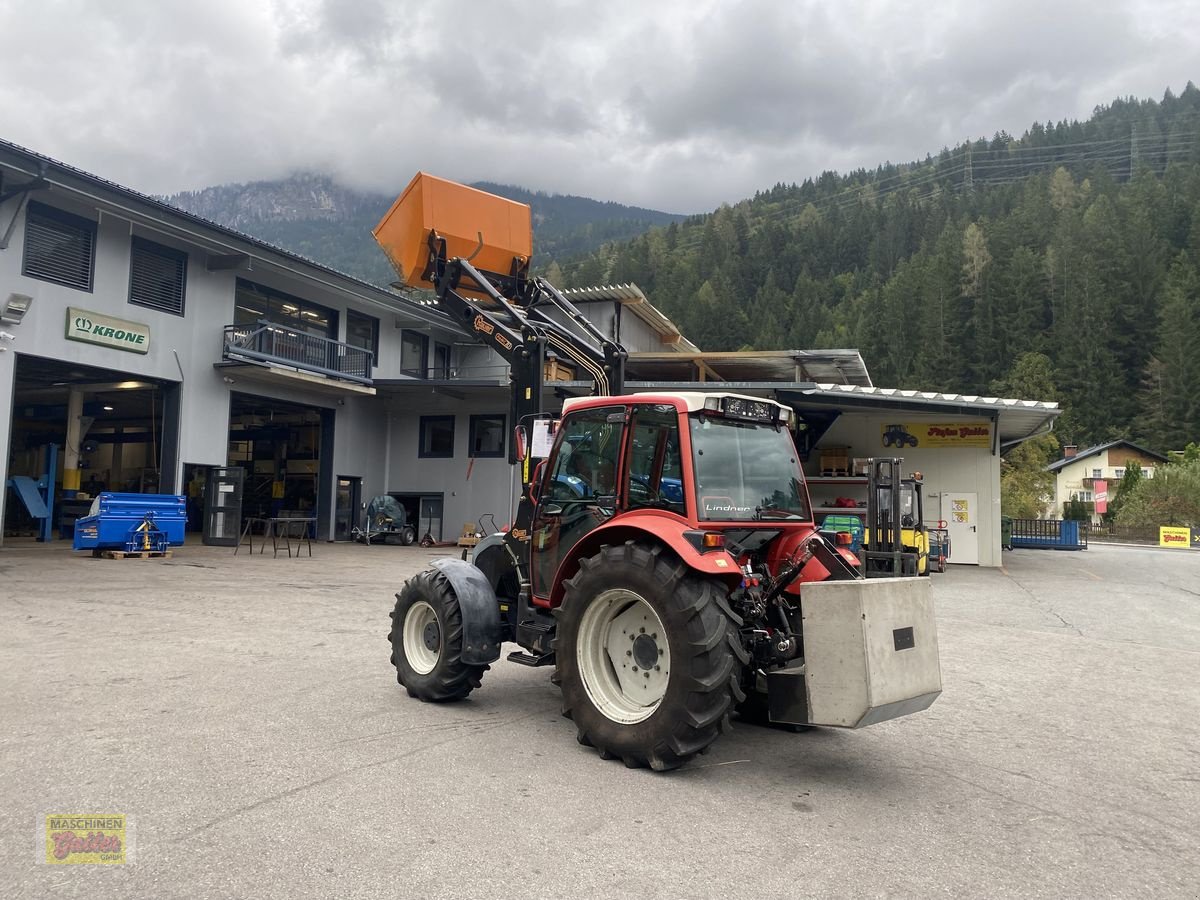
top-left (1, 538), bottom-right (1197, 899)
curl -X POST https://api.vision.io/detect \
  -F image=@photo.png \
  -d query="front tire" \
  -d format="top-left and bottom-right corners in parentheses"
top-left (389, 569), bottom-right (488, 702)
top-left (555, 541), bottom-right (743, 771)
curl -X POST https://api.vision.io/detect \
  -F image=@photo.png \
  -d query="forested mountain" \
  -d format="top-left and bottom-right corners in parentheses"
top-left (162, 176), bottom-right (682, 287)
top-left (557, 85), bottom-right (1200, 452)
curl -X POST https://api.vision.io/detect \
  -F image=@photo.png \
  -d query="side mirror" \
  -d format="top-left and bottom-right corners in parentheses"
top-left (514, 426), bottom-right (528, 463)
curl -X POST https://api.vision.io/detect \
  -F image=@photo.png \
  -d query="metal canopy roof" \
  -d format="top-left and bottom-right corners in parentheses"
top-left (559, 284), bottom-right (700, 353)
top-left (626, 350), bottom-right (872, 387)
top-left (550, 285), bottom-right (874, 387)
top-left (779, 384), bottom-right (1060, 447)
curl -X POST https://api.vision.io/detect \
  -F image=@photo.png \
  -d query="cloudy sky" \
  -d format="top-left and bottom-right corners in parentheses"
top-left (0, 0), bottom-right (1197, 213)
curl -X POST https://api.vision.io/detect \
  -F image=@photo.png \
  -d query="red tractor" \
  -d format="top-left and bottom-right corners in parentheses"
top-left (375, 175), bottom-right (941, 771)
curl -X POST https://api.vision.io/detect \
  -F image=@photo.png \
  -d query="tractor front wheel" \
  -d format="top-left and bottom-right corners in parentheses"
top-left (555, 541), bottom-right (743, 771)
top-left (389, 569), bottom-right (488, 702)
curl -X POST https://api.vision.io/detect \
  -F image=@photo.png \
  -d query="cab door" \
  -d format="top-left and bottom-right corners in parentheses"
top-left (531, 405), bottom-right (625, 600)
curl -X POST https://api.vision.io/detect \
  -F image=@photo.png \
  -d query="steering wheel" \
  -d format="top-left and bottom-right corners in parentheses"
top-left (628, 477), bottom-right (665, 505)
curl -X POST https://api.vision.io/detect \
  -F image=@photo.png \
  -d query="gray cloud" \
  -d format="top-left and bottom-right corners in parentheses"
top-left (0, 0), bottom-right (1195, 212)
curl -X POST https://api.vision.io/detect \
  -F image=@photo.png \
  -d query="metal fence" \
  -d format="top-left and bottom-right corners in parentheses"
top-left (222, 321), bottom-right (373, 385)
top-left (1086, 522), bottom-right (1162, 544)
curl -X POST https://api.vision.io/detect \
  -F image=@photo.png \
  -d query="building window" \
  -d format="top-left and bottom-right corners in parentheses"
top-left (1114, 468), bottom-right (1124, 479)
top-left (128, 236), bottom-right (187, 315)
top-left (469, 414), bottom-right (505, 458)
top-left (21, 201), bottom-right (97, 291)
top-left (346, 310), bottom-right (379, 367)
top-left (401, 331), bottom-right (428, 377)
top-left (1092, 468), bottom-right (1102, 479)
top-left (433, 341), bottom-right (452, 379)
top-left (234, 279), bottom-right (336, 338)
top-left (419, 415), bottom-right (455, 458)
top-left (1141, 468), bottom-right (1151, 477)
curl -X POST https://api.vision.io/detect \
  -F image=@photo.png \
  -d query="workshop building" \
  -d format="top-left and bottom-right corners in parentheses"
top-left (0, 138), bottom-right (1059, 564)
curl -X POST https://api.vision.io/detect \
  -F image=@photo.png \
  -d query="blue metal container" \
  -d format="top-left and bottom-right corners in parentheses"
top-left (72, 493), bottom-right (187, 552)
top-left (1009, 518), bottom-right (1088, 551)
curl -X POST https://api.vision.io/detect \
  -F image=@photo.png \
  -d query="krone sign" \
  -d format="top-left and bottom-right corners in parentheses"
top-left (65, 308), bottom-right (150, 354)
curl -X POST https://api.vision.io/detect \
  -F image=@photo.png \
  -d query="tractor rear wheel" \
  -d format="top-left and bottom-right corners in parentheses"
top-left (555, 541), bottom-right (743, 771)
top-left (389, 569), bottom-right (487, 702)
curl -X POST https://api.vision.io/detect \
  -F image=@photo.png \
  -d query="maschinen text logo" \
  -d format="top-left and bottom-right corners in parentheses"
top-left (43, 814), bottom-right (128, 865)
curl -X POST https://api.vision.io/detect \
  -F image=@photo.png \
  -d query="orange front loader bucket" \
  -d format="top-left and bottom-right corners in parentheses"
top-left (372, 172), bottom-right (533, 290)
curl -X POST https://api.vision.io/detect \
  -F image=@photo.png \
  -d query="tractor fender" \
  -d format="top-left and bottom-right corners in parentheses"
top-left (548, 511), bottom-right (740, 607)
top-left (429, 557), bottom-right (504, 665)
top-left (470, 533), bottom-right (515, 595)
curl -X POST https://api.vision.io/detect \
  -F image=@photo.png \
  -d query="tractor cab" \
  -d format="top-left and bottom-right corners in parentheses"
top-left (526, 391), bottom-right (856, 606)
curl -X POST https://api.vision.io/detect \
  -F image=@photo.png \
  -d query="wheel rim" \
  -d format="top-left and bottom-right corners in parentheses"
top-left (403, 600), bottom-right (441, 675)
top-left (576, 588), bottom-right (670, 725)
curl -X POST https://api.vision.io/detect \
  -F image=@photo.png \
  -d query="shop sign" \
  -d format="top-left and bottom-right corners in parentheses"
top-left (65, 308), bottom-right (150, 354)
top-left (1094, 480), bottom-right (1108, 515)
top-left (881, 422), bottom-right (991, 449)
top-left (1158, 526), bottom-right (1199, 549)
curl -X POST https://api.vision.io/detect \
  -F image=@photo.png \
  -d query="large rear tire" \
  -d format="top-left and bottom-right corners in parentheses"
top-left (555, 541), bottom-right (744, 771)
top-left (388, 569), bottom-right (488, 702)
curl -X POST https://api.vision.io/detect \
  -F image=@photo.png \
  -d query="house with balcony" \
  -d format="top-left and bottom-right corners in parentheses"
top-left (1046, 440), bottom-right (1169, 518)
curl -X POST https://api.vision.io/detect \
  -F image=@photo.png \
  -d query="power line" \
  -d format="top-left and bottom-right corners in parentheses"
top-left (558, 128), bottom-right (1200, 267)
top-left (656, 136), bottom-right (1200, 256)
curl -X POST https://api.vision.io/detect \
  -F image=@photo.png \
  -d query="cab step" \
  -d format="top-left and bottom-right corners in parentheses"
top-left (507, 650), bottom-right (555, 667)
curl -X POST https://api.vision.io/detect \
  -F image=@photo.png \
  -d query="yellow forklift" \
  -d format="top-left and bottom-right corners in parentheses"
top-left (861, 459), bottom-right (946, 576)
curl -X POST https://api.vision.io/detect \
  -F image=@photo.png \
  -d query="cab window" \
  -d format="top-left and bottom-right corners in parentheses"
top-left (626, 405), bottom-right (686, 514)
top-left (544, 407), bottom-right (624, 502)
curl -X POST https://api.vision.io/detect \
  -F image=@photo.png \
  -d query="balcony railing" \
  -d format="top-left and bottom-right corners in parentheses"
top-left (222, 321), bottom-right (373, 385)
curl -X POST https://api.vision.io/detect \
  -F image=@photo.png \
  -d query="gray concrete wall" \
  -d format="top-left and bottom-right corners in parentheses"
top-left (0, 348), bottom-right (13, 527)
top-left (385, 397), bottom-right (521, 539)
top-left (328, 393), bottom-right (389, 535)
top-left (1, 193), bottom-right (229, 532)
top-left (0, 172), bottom-right (454, 543)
